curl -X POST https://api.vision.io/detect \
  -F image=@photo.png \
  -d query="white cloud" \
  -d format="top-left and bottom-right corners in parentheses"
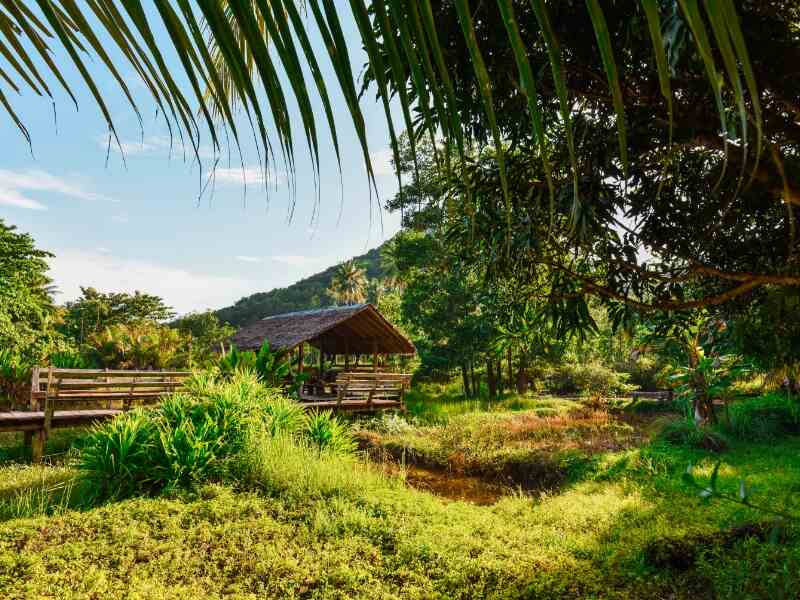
top-left (48, 250), bottom-right (263, 315)
top-left (369, 148), bottom-right (395, 177)
top-left (235, 255), bottom-right (263, 263)
top-left (214, 166), bottom-right (285, 187)
top-left (0, 186), bottom-right (46, 210)
top-left (0, 169), bottom-right (117, 210)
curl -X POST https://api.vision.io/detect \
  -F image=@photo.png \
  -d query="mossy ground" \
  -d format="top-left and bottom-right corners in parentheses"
top-left (1, 397), bottom-right (798, 599)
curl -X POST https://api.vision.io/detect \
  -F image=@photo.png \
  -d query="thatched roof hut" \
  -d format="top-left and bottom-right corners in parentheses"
top-left (230, 304), bottom-right (415, 356)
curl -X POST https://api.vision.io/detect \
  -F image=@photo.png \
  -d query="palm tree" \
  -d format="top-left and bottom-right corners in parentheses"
top-left (1, 2), bottom-right (759, 188)
top-left (327, 260), bottom-right (368, 305)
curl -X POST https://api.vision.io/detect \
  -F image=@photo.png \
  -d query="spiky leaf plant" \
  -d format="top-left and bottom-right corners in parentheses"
top-left (304, 410), bottom-right (357, 455)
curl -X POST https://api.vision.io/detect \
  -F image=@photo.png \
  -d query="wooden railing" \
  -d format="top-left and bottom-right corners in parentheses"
top-left (335, 371), bottom-right (411, 410)
top-left (0, 368), bottom-right (191, 462)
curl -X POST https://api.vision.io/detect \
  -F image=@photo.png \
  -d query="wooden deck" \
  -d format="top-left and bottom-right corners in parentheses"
top-left (0, 409), bottom-right (121, 433)
top-left (299, 395), bottom-right (403, 412)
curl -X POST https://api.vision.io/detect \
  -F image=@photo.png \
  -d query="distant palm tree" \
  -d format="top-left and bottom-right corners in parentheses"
top-left (328, 260), bottom-right (368, 305)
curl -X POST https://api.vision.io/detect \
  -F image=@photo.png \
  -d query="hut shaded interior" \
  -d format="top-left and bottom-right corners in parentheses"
top-left (230, 304), bottom-right (415, 357)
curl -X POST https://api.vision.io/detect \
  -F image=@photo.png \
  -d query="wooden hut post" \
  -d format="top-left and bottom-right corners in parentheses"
top-left (372, 340), bottom-right (378, 373)
top-left (297, 342), bottom-right (304, 374)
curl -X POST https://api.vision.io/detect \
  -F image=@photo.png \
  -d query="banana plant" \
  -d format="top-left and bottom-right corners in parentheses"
top-left (670, 347), bottom-right (750, 425)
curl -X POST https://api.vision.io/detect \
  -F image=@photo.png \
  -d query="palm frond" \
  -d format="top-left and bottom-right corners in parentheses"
top-left (0, 0), bottom-right (763, 210)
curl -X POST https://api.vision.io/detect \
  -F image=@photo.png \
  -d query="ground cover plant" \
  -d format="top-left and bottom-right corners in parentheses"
top-left (0, 392), bottom-right (800, 598)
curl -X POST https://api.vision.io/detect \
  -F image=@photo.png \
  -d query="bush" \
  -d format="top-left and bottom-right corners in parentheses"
top-left (305, 410), bottom-right (357, 454)
top-left (547, 362), bottom-right (636, 397)
top-left (656, 419), bottom-right (728, 452)
top-left (724, 392), bottom-right (800, 441)
top-left (77, 371), bottom-right (357, 502)
top-left (49, 350), bottom-right (91, 369)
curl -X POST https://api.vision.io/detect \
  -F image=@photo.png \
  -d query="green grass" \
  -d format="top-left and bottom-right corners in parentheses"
top-left (0, 436), bottom-right (798, 598)
top-left (1, 387), bottom-right (798, 598)
top-left (404, 382), bottom-right (579, 424)
top-left (0, 428), bottom-right (88, 464)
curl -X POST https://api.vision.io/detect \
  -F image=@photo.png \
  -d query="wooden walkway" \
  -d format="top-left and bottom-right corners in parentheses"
top-left (0, 409), bottom-right (121, 433)
top-left (299, 396), bottom-right (403, 412)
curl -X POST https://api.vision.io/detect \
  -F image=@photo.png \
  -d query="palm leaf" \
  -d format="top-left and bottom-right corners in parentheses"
top-left (496, 0), bottom-right (554, 220)
top-left (0, 0), bottom-right (762, 220)
top-left (452, 0), bottom-right (511, 251)
top-left (585, 0), bottom-right (628, 177)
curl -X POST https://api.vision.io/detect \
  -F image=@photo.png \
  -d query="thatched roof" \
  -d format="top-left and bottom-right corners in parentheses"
top-left (230, 304), bottom-right (415, 355)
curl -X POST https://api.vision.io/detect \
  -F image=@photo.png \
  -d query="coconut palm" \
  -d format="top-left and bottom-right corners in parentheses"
top-left (327, 260), bottom-right (368, 305)
top-left (0, 2), bottom-right (761, 186)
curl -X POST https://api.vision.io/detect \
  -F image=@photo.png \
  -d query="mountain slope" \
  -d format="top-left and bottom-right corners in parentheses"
top-left (216, 244), bottom-right (387, 328)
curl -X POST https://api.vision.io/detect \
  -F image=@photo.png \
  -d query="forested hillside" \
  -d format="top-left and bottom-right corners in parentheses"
top-left (215, 244), bottom-right (387, 328)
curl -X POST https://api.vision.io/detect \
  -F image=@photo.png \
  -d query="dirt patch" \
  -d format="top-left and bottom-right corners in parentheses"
top-left (380, 462), bottom-right (508, 505)
top-left (357, 431), bottom-right (577, 495)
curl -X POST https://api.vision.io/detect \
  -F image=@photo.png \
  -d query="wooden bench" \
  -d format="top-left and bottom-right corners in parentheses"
top-left (0, 367), bottom-right (190, 462)
top-left (630, 390), bottom-right (674, 402)
top-left (302, 372), bottom-right (410, 412)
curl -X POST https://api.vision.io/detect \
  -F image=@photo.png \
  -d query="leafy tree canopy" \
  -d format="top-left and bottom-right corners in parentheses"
top-left (375, 1), bottom-right (800, 313)
top-left (60, 288), bottom-right (176, 345)
top-left (0, 220), bottom-right (67, 363)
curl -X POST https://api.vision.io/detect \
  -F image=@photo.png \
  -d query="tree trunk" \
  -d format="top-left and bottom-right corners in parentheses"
top-left (461, 364), bottom-right (472, 398)
top-left (516, 353), bottom-right (530, 395)
top-left (487, 360), bottom-right (497, 399)
top-left (470, 360), bottom-right (479, 398)
top-left (497, 360), bottom-right (504, 394)
top-left (507, 349), bottom-right (513, 391)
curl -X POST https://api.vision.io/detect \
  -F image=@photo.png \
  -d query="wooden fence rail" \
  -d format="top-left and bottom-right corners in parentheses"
top-left (0, 367), bottom-right (191, 462)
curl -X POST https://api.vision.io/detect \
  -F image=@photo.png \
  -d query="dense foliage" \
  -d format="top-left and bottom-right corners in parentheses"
top-left (78, 371), bottom-right (355, 502)
top-left (0, 220), bottom-right (69, 365)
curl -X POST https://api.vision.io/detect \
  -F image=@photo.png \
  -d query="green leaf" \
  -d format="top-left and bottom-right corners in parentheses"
top-left (677, 0), bottom-right (729, 190)
top-left (585, 0), bottom-right (628, 177)
top-left (496, 0), bottom-right (554, 221)
top-left (452, 0), bottom-right (511, 253)
top-left (682, 462), bottom-right (695, 485)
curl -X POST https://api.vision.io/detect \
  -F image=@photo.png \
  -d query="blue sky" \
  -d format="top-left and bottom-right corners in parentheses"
top-left (0, 7), bottom-right (400, 315)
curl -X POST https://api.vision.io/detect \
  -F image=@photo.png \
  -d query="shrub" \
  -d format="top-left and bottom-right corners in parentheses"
top-left (723, 392), bottom-right (800, 441)
top-left (85, 322), bottom-right (188, 369)
top-left (656, 419), bottom-right (728, 452)
top-left (49, 350), bottom-right (91, 369)
top-left (77, 371), bottom-right (361, 502)
top-left (78, 371), bottom-right (279, 501)
top-left (79, 410), bottom-right (160, 501)
top-left (0, 350), bottom-right (33, 410)
top-left (263, 393), bottom-right (307, 436)
top-left (305, 410), bottom-right (357, 454)
top-left (547, 362), bottom-right (636, 397)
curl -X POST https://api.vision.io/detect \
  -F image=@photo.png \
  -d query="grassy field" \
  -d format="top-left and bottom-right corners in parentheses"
top-left (0, 392), bottom-right (798, 599)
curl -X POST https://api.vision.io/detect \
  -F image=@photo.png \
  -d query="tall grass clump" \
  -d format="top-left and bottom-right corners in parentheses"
top-left (655, 419), bottom-right (728, 452)
top-left (0, 465), bottom-right (79, 521)
top-left (305, 410), bottom-right (357, 454)
top-left (240, 434), bottom-right (395, 502)
top-left (77, 371), bottom-right (359, 502)
top-left (724, 392), bottom-right (800, 440)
